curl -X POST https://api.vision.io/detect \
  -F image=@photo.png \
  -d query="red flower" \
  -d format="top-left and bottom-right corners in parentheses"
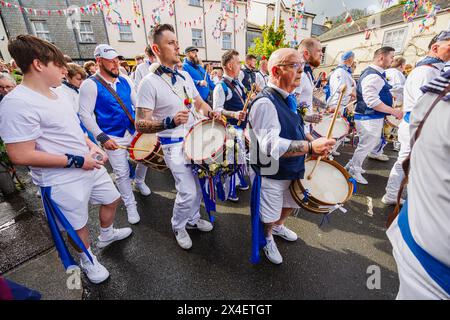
top-left (184, 98), bottom-right (192, 106)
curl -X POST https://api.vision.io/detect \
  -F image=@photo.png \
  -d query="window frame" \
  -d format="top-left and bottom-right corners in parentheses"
top-left (382, 26), bottom-right (408, 54)
top-left (301, 18), bottom-right (308, 30)
top-left (31, 20), bottom-right (52, 43)
top-left (222, 32), bottom-right (232, 50)
top-left (321, 46), bottom-right (326, 65)
top-left (188, 0), bottom-right (202, 7)
top-left (118, 23), bottom-right (134, 42)
top-left (78, 21), bottom-right (95, 44)
top-left (191, 28), bottom-right (204, 48)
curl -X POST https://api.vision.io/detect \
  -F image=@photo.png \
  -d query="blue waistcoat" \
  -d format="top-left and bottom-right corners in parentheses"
top-left (92, 76), bottom-right (135, 137)
top-left (251, 87), bottom-right (306, 180)
top-left (241, 67), bottom-right (256, 92)
top-left (355, 67), bottom-right (393, 119)
top-left (221, 80), bottom-right (247, 129)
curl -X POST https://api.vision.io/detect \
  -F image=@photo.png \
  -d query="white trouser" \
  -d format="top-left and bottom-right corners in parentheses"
top-left (348, 118), bottom-right (385, 173)
top-left (387, 220), bottom-right (450, 300)
top-left (161, 142), bottom-right (202, 231)
top-left (105, 131), bottom-right (148, 208)
top-left (385, 120), bottom-right (410, 200)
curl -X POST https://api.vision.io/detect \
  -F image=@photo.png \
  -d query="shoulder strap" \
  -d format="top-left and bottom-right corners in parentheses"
top-left (222, 78), bottom-right (246, 106)
top-left (386, 84), bottom-right (450, 228)
top-left (93, 75), bottom-right (134, 125)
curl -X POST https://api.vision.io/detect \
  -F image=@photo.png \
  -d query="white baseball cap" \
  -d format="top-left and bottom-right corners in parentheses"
top-left (94, 44), bottom-right (119, 60)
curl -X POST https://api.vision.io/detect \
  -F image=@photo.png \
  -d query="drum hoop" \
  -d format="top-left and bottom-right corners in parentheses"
top-left (298, 158), bottom-right (354, 206)
top-left (129, 132), bottom-right (160, 161)
top-left (312, 113), bottom-right (350, 140)
top-left (183, 119), bottom-right (227, 162)
top-left (289, 180), bottom-right (330, 214)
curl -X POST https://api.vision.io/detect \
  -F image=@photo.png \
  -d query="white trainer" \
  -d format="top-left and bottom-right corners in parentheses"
top-left (127, 206), bottom-right (140, 224)
top-left (368, 153), bottom-right (389, 162)
top-left (97, 227), bottom-right (133, 249)
top-left (237, 184), bottom-right (250, 191)
top-left (272, 225), bottom-right (298, 242)
top-left (135, 182), bottom-right (151, 196)
top-left (263, 239), bottom-right (283, 265)
top-left (174, 228), bottom-right (192, 250)
top-left (186, 219), bottom-right (213, 232)
top-left (228, 195), bottom-right (239, 202)
top-left (350, 170), bottom-right (368, 185)
top-left (80, 255), bottom-right (110, 284)
top-left (381, 195), bottom-right (405, 206)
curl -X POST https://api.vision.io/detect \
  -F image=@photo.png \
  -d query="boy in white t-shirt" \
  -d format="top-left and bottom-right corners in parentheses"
top-left (0, 35), bottom-right (132, 284)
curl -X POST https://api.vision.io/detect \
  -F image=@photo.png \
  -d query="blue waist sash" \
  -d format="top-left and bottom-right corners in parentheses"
top-left (398, 200), bottom-right (450, 295)
top-left (353, 113), bottom-right (385, 121)
top-left (159, 137), bottom-right (184, 145)
top-left (404, 111), bottom-right (411, 124)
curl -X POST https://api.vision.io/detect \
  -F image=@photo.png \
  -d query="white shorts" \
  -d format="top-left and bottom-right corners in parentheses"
top-left (47, 167), bottom-right (120, 230)
top-left (250, 169), bottom-right (299, 223)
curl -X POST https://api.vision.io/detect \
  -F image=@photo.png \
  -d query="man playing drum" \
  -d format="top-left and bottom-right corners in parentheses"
top-left (345, 47), bottom-right (403, 185)
top-left (382, 31), bottom-right (450, 205)
top-left (213, 49), bottom-right (249, 202)
top-left (249, 48), bottom-right (335, 265)
top-left (135, 24), bottom-right (221, 250)
top-left (79, 44), bottom-right (150, 225)
top-left (0, 35), bottom-right (132, 284)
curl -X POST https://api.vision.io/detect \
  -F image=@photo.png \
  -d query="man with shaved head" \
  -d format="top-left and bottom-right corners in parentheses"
top-left (249, 48), bottom-right (335, 265)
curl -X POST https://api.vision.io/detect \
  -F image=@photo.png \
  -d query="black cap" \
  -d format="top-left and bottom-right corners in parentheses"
top-left (184, 46), bottom-right (198, 54)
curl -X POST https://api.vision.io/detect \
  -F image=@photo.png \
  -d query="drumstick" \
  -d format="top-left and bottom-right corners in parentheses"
top-left (116, 145), bottom-right (151, 153)
top-left (237, 83), bottom-right (256, 127)
top-left (307, 84), bottom-right (347, 181)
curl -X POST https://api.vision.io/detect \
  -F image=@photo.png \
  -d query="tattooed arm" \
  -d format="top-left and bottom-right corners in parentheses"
top-left (135, 107), bottom-right (166, 134)
top-left (283, 137), bottom-right (336, 158)
top-left (282, 140), bottom-right (310, 158)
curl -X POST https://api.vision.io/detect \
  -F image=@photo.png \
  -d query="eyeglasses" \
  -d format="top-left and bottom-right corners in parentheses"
top-left (276, 62), bottom-right (304, 70)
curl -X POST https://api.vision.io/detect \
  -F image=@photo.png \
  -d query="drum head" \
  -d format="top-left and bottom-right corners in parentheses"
top-left (301, 159), bottom-right (352, 205)
top-left (130, 133), bottom-right (158, 161)
top-left (386, 115), bottom-right (401, 127)
top-left (184, 120), bottom-right (227, 162)
top-left (312, 115), bottom-right (349, 140)
top-left (289, 180), bottom-right (330, 214)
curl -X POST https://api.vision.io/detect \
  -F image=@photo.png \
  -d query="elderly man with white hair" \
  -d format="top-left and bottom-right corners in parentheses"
top-left (0, 72), bottom-right (16, 102)
top-left (249, 48), bottom-right (335, 265)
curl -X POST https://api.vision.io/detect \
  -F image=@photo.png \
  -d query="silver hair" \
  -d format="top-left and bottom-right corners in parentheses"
top-left (0, 72), bottom-right (16, 85)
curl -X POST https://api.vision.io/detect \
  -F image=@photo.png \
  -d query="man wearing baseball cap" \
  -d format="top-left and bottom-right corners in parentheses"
top-left (79, 44), bottom-right (150, 225)
top-left (182, 46), bottom-right (215, 105)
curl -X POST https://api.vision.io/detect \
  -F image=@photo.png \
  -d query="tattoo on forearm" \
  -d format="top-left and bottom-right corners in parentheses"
top-left (135, 107), bottom-right (165, 133)
top-left (221, 110), bottom-right (236, 118)
top-left (285, 140), bottom-right (308, 156)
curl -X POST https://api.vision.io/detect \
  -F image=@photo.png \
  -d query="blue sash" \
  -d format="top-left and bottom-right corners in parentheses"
top-left (353, 113), bottom-right (385, 121)
top-left (159, 137), bottom-right (184, 145)
top-left (398, 200), bottom-right (450, 295)
top-left (404, 111), bottom-right (411, 124)
top-left (250, 174), bottom-right (267, 264)
top-left (40, 187), bottom-right (93, 269)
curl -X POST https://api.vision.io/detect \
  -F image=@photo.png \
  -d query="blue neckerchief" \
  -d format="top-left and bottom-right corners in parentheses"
top-left (304, 64), bottom-right (315, 82)
top-left (159, 65), bottom-right (185, 85)
top-left (415, 56), bottom-right (444, 68)
top-left (420, 69), bottom-right (450, 101)
top-left (286, 94), bottom-right (298, 114)
top-left (337, 64), bottom-right (353, 75)
top-left (62, 80), bottom-right (79, 93)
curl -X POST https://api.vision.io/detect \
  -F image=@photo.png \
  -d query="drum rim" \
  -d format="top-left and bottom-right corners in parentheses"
top-left (311, 112), bottom-right (350, 140)
top-left (183, 119), bottom-right (227, 163)
top-left (289, 180), bottom-right (331, 214)
top-left (297, 158), bottom-right (354, 206)
top-left (129, 132), bottom-right (161, 161)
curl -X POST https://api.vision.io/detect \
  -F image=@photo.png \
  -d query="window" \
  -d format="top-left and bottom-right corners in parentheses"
top-left (321, 46), bottom-right (326, 64)
top-left (78, 21), bottom-right (95, 43)
top-left (301, 18), bottom-right (307, 30)
top-left (192, 29), bottom-right (203, 47)
top-left (382, 27), bottom-right (407, 54)
top-left (32, 21), bottom-right (52, 42)
top-left (222, 32), bottom-right (232, 49)
top-left (118, 23), bottom-right (134, 42)
top-left (189, 0), bottom-right (202, 6)
top-left (221, 0), bottom-right (233, 12)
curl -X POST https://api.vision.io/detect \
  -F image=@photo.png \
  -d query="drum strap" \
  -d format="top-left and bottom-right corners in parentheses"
top-left (386, 84), bottom-right (450, 228)
top-left (93, 75), bottom-right (135, 125)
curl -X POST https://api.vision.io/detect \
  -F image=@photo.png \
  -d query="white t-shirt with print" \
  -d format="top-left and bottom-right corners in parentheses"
top-left (0, 85), bottom-right (90, 186)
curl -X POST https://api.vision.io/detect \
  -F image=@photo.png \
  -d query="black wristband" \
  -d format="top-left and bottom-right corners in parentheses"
top-left (308, 141), bottom-right (313, 155)
top-left (96, 132), bottom-right (110, 145)
top-left (65, 154), bottom-right (85, 168)
top-left (163, 116), bottom-right (176, 129)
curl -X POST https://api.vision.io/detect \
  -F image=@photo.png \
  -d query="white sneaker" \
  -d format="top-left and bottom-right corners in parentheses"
top-left (263, 239), bottom-right (283, 265)
top-left (350, 170), bottom-right (368, 185)
top-left (174, 228), bottom-right (192, 250)
top-left (332, 150), bottom-right (341, 156)
top-left (186, 219), bottom-right (213, 232)
top-left (127, 206), bottom-right (140, 224)
top-left (228, 195), bottom-right (239, 202)
top-left (97, 227), bottom-right (133, 249)
top-left (368, 153), bottom-right (389, 162)
top-left (237, 184), bottom-right (250, 191)
top-left (80, 255), bottom-right (110, 284)
top-left (272, 225), bottom-right (298, 242)
top-left (381, 195), bottom-right (405, 206)
top-left (135, 182), bottom-right (151, 196)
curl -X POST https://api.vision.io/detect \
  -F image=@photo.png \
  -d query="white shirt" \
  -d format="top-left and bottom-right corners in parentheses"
top-left (54, 83), bottom-right (80, 114)
top-left (294, 71), bottom-right (314, 110)
top-left (212, 74), bottom-right (245, 112)
top-left (358, 64), bottom-right (387, 110)
top-left (249, 82), bottom-right (293, 160)
top-left (78, 72), bottom-right (137, 138)
top-left (403, 64), bottom-right (443, 113)
top-left (328, 66), bottom-right (354, 108)
top-left (385, 68), bottom-right (406, 105)
top-left (0, 85), bottom-right (90, 186)
top-left (134, 59), bottom-right (151, 87)
top-left (136, 70), bottom-right (200, 138)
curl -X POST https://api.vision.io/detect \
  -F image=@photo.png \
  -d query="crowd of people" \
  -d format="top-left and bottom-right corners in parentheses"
top-left (0, 25), bottom-right (449, 299)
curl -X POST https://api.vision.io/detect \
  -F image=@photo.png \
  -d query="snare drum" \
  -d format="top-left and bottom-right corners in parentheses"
top-left (311, 114), bottom-right (350, 140)
top-left (289, 158), bottom-right (354, 214)
top-left (183, 119), bottom-right (228, 166)
top-left (129, 133), bottom-right (167, 171)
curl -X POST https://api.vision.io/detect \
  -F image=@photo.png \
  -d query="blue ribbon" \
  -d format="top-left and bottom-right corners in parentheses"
top-left (198, 176), bottom-right (216, 223)
top-left (128, 160), bottom-right (136, 179)
top-left (214, 174), bottom-right (226, 202)
top-left (228, 173), bottom-right (237, 200)
top-left (376, 135), bottom-right (387, 154)
top-left (348, 177), bottom-right (357, 194)
top-left (250, 174), bottom-right (266, 264)
top-left (303, 189), bottom-right (310, 203)
top-left (353, 113), bottom-right (385, 121)
top-left (319, 213), bottom-right (331, 227)
top-left (404, 111), bottom-right (411, 124)
top-left (237, 165), bottom-right (249, 189)
top-left (40, 187), bottom-right (93, 270)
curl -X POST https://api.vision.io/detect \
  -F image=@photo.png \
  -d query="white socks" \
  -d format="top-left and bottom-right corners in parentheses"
top-left (99, 224), bottom-right (114, 241)
top-left (80, 246), bottom-right (94, 264)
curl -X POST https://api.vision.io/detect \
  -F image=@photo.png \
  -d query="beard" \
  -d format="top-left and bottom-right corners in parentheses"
top-left (308, 56), bottom-right (321, 68)
top-left (190, 56), bottom-right (200, 65)
top-left (100, 63), bottom-right (119, 78)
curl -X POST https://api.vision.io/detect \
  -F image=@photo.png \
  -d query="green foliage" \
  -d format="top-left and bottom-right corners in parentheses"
top-left (248, 19), bottom-right (289, 60)
top-left (0, 138), bottom-right (12, 165)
